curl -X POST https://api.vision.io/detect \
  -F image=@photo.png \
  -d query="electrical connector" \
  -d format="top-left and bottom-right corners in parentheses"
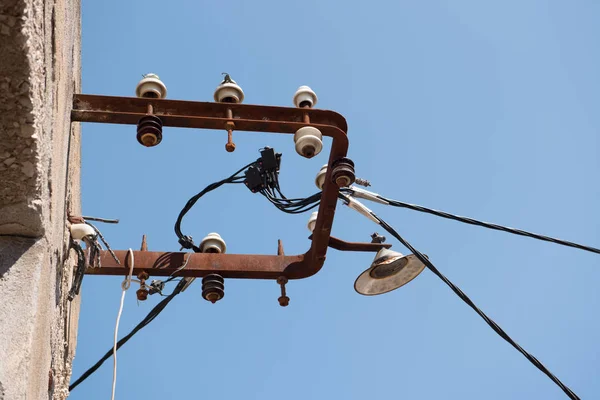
top-left (244, 147), bottom-right (282, 193)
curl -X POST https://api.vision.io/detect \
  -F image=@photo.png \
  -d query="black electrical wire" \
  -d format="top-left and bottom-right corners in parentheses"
top-left (69, 279), bottom-right (186, 392)
top-left (377, 196), bottom-right (600, 255)
top-left (260, 189), bottom-right (322, 214)
top-left (174, 162), bottom-right (254, 249)
top-left (258, 167), bottom-right (327, 214)
top-left (358, 204), bottom-right (581, 399)
top-left (67, 240), bottom-right (86, 301)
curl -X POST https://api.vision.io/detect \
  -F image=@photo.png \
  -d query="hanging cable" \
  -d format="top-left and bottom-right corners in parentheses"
top-left (67, 239), bottom-right (86, 301)
top-left (69, 279), bottom-right (186, 392)
top-left (338, 193), bottom-right (580, 400)
top-left (111, 249), bottom-right (135, 400)
top-left (346, 186), bottom-right (600, 255)
top-left (86, 221), bottom-right (121, 264)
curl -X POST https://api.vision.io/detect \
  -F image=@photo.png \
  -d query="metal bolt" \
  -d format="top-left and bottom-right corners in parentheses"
top-left (136, 287), bottom-right (149, 301)
top-left (225, 128), bottom-right (236, 152)
top-left (137, 271), bottom-right (150, 301)
top-left (278, 295), bottom-right (290, 307)
top-left (355, 177), bottom-right (371, 187)
top-left (277, 276), bottom-right (289, 307)
top-left (225, 114), bottom-right (236, 152)
top-left (370, 233), bottom-right (386, 243)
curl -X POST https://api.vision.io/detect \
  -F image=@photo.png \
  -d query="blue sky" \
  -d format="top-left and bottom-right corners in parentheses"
top-left (72, 1), bottom-right (600, 399)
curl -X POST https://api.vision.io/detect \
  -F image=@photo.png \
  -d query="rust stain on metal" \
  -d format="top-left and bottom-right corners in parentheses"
top-left (74, 94), bottom-right (350, 281)
top-left (309, 235), bottom-right (392, 252)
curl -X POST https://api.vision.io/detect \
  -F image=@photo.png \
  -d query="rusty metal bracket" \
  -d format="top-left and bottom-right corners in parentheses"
top-left (72, 94), bottom-right (349, 281)
top-left (309, 235), bottom-right (392, 252)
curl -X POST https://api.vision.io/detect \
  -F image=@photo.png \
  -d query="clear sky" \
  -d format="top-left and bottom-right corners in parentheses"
top-left (71, 1), bottom-right (600, 399)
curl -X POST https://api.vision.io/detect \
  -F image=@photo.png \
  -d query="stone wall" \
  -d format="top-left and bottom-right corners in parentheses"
top-left (0, 0), bottom-right (81, 398)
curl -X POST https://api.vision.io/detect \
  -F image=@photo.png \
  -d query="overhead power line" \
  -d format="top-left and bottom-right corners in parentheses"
top-left (69, 279), bottom-right (186, 392)
top-left (349, 187), bottom-right (600, 255)
top-left (337, 192), bottom-right (581, 400)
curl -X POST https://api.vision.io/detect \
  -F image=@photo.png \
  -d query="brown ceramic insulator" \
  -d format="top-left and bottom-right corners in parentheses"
top-left (136, 115), bottom-right (163, 147)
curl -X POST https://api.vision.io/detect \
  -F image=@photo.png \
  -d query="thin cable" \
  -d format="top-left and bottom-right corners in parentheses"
top-left (379, 196), bottom-right (600, 255)
top-left (165, 252), bottom-right (193, 283)
top-left (86, 222), bottom-right (121, 264)
top-left (174, 162), bottom-right (254, 244)
top-left (69, 279), bottom-right (185, 392)
top-left (111, 249), bottom-right (134, 400)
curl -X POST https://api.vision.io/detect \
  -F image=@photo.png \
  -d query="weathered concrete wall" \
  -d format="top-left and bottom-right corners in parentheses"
top-left (0, 0), bottom-right (81, 398)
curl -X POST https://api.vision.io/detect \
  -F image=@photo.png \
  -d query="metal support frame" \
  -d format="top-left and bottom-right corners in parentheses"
top-left (72, 94), bottom-right (379, 280)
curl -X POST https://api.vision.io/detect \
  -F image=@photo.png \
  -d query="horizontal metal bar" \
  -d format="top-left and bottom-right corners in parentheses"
top-left (72, 94), bottom-right (348, 133)
top-left (88, 251), bottom-right (304, 280)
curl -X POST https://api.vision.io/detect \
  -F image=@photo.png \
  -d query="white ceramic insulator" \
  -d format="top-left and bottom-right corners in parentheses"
top-left (213, 82), bottom-right (245, 103)
top-left (348, 186), bottom-right (389, 205)
top-left (293, 85), bottom-right (318, 108)
top-left (294, 126), bottom-right (323, 158)
top-left (136, 73), bottom-right (168, 99)
top-left (70, 223), bottom-right (96, 240)
top-left (200, 232), bottom-right (227, 254)
top-left (307, 211), bottom-right (318, 233)
top-left (315, 164), bottom-right (328, 190)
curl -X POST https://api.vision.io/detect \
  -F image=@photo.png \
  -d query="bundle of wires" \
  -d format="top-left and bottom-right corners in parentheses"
top-left (259, 176), bottom-right (323, 215)
top-left (174, 161), bottom-right (254, 251)
top-left (175, 147), bottom-right (329, 241)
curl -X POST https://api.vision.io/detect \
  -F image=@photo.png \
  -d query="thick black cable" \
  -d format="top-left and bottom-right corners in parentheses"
top-left (260, 190), bottom-right (322, 214)
top-left (380, 196), bottom-right (600, 255)
top-left (371, 213), bottom-right (580, 399)
top-left (69, 279), bottom-right (186, 392)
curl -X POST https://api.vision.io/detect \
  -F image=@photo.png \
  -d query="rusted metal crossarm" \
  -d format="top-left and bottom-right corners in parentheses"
top-left (88, 236), bottom-right (388, 280)
top-left (88, 251), bottom-right (304, 280)
top-left (309, 235), bottom-right (392, 252)
top-left (71, 94), bottom-right (348, 133)
top-left (73, 94), bottom-right (350, 280)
